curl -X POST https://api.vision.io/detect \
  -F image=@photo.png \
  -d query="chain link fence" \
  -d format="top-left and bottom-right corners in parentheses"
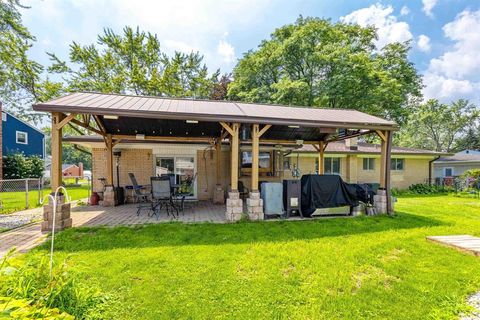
top-left (0, 177), bottom-right (91, 214)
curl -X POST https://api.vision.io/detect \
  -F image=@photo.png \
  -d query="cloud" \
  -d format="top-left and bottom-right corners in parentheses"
top-left (21, 0), bottom-right (272, 71)
top-left (423, 10), bottom-right (480, 102)
top-left (400, 6), bottom-right (410, 16)
top-left (417, 34), bottom-right (431, 52)
top-left (340, 4), bottom-right (413, 49)
top-left (217, 39), bottom-right (235, 63)
top-left (422, 0), bottom-right (437, 18)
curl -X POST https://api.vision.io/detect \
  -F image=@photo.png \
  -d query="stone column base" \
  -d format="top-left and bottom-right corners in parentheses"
top-left (373, 190), bottom-right (394, 214)
top-left (246, 191), bottom-right (264, 220)
top-left (102, 186), bottom-right (116, 207)
top-left (226, 191), bottom-right (243, 221)
top-left (41, 197), bottom-right (72, 232)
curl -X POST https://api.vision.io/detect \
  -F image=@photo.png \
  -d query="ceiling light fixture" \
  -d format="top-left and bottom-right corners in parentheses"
top-left (186, 120), bottom-right (198, 124)
top-left (103, 115), bottom-right (118, 120)
top-left (288, 125), bottom-right (300, 129)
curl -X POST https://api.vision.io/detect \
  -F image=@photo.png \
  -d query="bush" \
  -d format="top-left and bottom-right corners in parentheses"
top-left (462, 169), bottom-right (480, 180)
top-left (0, 296), bottom-right (73, 319)
top-left (2, 153), bottom-right (44, 179)
top-left (0, 250), bottom-right (112, 319)
top-left (408, 183), bottom-right (449, 194)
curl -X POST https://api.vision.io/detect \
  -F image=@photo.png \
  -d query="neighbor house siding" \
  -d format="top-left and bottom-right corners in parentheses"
top-left (2, 112), bottom-right (45, 158)
top-left (434, 163), bottom-right (480, 178)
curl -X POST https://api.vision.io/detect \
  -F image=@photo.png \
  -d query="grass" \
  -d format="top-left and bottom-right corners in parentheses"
top-left (0, 184), bottom-right (90, 214)
top-left (20, 195), bottom-right (480, 319)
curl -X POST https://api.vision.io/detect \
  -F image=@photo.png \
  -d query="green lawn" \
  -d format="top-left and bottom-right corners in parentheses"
top-left (25, 195), bottom-right (480, 319)
top-left (0, 184), bottom-right (90, 214)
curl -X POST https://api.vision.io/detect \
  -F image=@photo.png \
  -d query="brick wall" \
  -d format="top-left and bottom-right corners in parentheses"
top-left (91, 148), bottom-right (153, 191)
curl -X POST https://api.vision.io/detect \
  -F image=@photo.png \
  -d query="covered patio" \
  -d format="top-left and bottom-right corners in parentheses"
top-left (33, 92), bottom-right (398, 222)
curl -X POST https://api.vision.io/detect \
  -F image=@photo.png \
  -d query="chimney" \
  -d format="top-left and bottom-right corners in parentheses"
top-left (345, 137), bottom-right (358, 150)
top-left (78, 162), bottom-right (84, 178)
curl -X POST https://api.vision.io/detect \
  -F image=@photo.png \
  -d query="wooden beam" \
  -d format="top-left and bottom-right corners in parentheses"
top-left (230, 123), bottom-right (240, 191)
top-left (51, 112), bottom-right (64, 191)
top-left (94, 115), bottom-right (107, 134)
top-left (326, 130), bottom-right (375, 143)
top-left (257, 124), bottom-right (271, 138)
top-left (112, 139), bottom-right (122, 147)
top-left (215, 139), bottom-right (222, 185)
top-left (318, 141), bottom-right (325, 174)
top-left (376, 130), bottom-right (387, 142)
top-left (379, 130), bottom-right (387, 189)
top-left (70, 118), bottom-right (104, 136)
top-left (112, 134), bottom-right (214, 143)
top-left (312, 144), bottom-right (320, 152)
top-left (67, 122), bottom-right (85, 135)
top-left (251, 124), bottom-right (260, 191)
top-left (55, 113), bottom-right (76, 130)
top-left (385, 130), bottom-right (393, 215)
top-left (219, 122), bottom-right (234, 136)
top-left (105, 134), bottom-right (114, 186)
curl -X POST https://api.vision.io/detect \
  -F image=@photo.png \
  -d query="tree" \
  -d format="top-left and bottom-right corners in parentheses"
top-left (48, 26), bottom-right (219, 98)
top-left (456, 125), bottom-right (480, 151)
top-left (43, 127), bottom-right (92, 170)
top-left (228, 17), bottom-right (422, 125)
top-left (398, 99), bottom-right (479, 152)
top-left (210, 73), bottom-right (232, 100)
top-left (0, 0), bottom-right (53, 124)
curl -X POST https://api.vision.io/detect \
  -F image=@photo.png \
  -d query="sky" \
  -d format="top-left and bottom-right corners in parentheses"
top-left (20, 0), bottom-right (480, 105)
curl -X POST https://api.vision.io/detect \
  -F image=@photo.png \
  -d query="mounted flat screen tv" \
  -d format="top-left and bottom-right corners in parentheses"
top-left (241, 151), bottom-right (272, 174)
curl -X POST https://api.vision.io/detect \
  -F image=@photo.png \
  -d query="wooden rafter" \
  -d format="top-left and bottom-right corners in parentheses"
top-left (219, 122), bottom-right (234, 136)
top-left (55, 113), bottom-right (76, 130)
top-left (70, 118), bottom-right (103, 136)
top-left (376, 130), bottom-right (387, 142)
top-left (93, 115), bottom-right (107, 135)
top-left (258, 124), bottom-right (271, 138)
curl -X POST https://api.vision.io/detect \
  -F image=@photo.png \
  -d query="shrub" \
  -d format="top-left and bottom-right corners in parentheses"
top-left (0, 251), bottom-right (112, 319)
top-left (407, 183), bottom-right (449, 194)
top-left (462, 169), bottom-right (480, 180)
top-left (0, 296), bottom-right (73, 319)
top-left (2, 153), bottom-right (44, 179)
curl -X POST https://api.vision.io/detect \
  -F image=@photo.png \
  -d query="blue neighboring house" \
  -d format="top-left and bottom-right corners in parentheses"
top-left (2, 111), bottom-right (45, 158)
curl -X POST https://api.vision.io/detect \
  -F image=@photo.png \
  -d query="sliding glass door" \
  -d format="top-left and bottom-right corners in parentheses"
top-left (155, 156), bottom-right (196, 198)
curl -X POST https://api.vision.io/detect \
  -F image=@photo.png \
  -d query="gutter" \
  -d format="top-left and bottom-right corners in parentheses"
top-left (428, 156), bottom-right (441, 185)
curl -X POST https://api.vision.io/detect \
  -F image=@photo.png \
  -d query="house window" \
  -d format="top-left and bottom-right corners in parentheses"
top-left (444, 167), bottom-right (454, 177)
top-left (391, 158), bottom-right (404, 171)
top-left (16, 131), bottom-right (28, 144)
top-left (363, 158), bottom-right (375, 171)
top-left (1, 113), bottom-right (6, 121)
top-left (325, 157), bottom-right (341, 174)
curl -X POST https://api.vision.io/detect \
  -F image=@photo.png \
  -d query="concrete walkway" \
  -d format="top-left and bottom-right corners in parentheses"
top-left (427, 235), bottom-right (480, 256)
top-left (0, 222), bottom-right (46, 258)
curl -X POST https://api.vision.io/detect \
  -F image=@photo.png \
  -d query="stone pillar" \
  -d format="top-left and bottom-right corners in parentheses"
top-left (102, 185), bottom-right (116, 207)
top-left (246, 191), bottom-right (264, 220)
top-left (41, 195), bottom-right (72, 232)
top-left (226, 191), bottom-right (243, 221)
top-left (373, 189), bottom-right (394, 214)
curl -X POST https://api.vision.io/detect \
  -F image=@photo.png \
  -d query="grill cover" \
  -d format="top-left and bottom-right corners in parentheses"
top-left (300, 175), bottom-right (365, 217)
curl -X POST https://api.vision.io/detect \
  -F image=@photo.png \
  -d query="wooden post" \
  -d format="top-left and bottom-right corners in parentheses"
top-left (51, 112), bottom-right (64, 191)
top-left (105, 134), bottom-right (114, 186)
top-left (385, 130), bottom-right (393, 215)
top-left (251, 124), bottom-right (260, 191)
top-left (318, 141), bottom-right (325, 174)
top-left (230, 123), bottom-right (240, 191)
top-left (216, 139), bottom-right (221, 185)
top-left (379, 130), bottom-right (387, 189)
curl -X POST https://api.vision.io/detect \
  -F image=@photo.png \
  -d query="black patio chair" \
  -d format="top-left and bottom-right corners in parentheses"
top-left (129, 173), bottom-right (150, 216)
top-left (151, 176), bottom-right (178, 219)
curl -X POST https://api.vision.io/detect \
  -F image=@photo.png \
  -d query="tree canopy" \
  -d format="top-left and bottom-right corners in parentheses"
top-left (228, 17), bottom-right (423, 125)
top-left (48, 26), bottom-right (219, 99)
top-left (0, 0), bottom-right (54, 123)
top-left (398, 99), bottom-right (479, 152)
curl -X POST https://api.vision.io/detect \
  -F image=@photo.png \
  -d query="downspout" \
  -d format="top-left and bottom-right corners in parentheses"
top-left (428, 156), bottom-right (440, 185)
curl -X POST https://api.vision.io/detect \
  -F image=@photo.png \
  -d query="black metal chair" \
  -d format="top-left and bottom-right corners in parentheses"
top-left (128, 173), bottom-right (150, 216)
top-left (151, 176), bottom-right (178, 219)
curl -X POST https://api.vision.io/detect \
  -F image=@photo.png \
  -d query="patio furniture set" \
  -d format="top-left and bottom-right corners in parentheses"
top-left (129, 172), bottom-right (195, 219)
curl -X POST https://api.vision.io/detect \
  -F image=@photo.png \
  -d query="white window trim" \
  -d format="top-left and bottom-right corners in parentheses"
top-left (363, 158), bottom-right (375, 171)
top-left (391, 158), bottom-right (405, 171)
top-left (444, 167), bottom-right (454, 177)
top-left (1, 112), bottom-right (6, 121)
top-left (16, 131), bottom-right (28, 145)
top-left (325, 157), bottom-right (341, 175)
